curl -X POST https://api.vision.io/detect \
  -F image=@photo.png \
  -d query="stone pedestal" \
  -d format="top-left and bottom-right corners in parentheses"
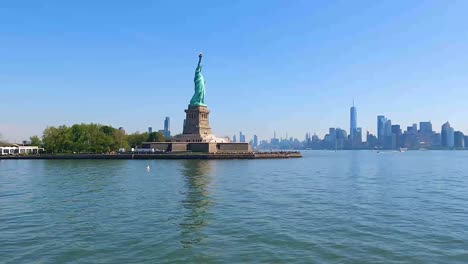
top-left (173, 106), bottom-right (213, 142)
top-left (183, 106), bottom-right (212, 135)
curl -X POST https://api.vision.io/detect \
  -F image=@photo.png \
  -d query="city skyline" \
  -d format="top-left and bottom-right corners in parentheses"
top-left (2, 1), bottom-right (468, 141)
top-left (2, 101), bottom-right (467, 145)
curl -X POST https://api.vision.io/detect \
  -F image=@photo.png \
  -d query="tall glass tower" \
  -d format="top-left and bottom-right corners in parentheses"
top-left (350, 100), bottom-right (357, 145)
top-left (164, 117), bottom-right (171, 139)
top-left (441, 122), bottom-right (454, 148)
top-left (377, 115), bottom-right (387, 144)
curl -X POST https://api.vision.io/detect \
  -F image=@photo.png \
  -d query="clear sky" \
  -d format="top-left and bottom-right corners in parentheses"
top-left (1, 0), bottom-right (468, 142)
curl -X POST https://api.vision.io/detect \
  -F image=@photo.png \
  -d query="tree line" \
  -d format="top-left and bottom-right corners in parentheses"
top-left (32, 123), bottom-right (166, 154)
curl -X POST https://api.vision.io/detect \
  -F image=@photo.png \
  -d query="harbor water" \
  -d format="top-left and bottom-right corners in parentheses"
top-left (1, 151), bottom-right (467, 263)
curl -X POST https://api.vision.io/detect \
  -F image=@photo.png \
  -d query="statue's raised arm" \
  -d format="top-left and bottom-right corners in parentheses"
top-left (189, 53), bottom-right (207, 107)
top-left (198, 53), bottom-right (202, 67)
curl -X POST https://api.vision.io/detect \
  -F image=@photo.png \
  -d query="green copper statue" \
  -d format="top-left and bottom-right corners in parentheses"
top-left (189, 53), bottom-right (207, 107)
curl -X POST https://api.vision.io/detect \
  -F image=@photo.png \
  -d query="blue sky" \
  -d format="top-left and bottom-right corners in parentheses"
top-left (1, 0), bottom-right (468, 142)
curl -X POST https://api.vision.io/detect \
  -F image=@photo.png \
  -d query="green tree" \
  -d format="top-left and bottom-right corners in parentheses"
top-left (127, 132), bottom-right (148, 148)
top-left (147, 132), bottom-right (166, 142)
top-left (30, 135), bottom-right (42, 147)
top-left (42, 125), bottom-right (73, 153)
top-left (70, 124), bottom-right (88, 153)
top-left (100, 125), bottom-right (115, 137)
top-left (41, 123), bottom-right (155, 153)
top-left (113, 129), bottom-right (129, 150)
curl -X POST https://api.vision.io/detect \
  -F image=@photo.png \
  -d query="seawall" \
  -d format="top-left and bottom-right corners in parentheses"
top-left (0, 152), bottom-right (301, 160)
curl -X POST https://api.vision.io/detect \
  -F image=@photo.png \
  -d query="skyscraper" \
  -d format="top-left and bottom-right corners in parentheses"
top-left (392, 124), bottom-right (402, 149)
top-left (232, 135), bottom-right (237, 143)
top-left (454, 131), bottom-right (465, 149)
top-left (384, 119), bottom-right (392, 136)
top-left (239, 132), bottom-right (246, 143)
top-left (164, 117), bottom-right (171, 139)
top-left (383, 119), bottom-right (395, 149)
top-left (377, 115), bottom-right (387, 144)
top-left (355, 127), bottom-right (362, 146)
top-left (391, 125), bottom-right (402, 135)
top-left (148, 127), bottom-right (153, 134)
top-left (253, 135), bottom-right (258, 148)
top-left (350, 100), bottom-right (357, 146)
top-left (407, 125), bottom-right (416, 134)
top-left (419, 121), bottom-right (432, 134)
top-left (441, 122), bottom-right (454, 148)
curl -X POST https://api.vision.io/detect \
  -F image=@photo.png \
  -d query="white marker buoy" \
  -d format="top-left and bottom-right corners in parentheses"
top-left (146, 165), bottom-right (150, 171)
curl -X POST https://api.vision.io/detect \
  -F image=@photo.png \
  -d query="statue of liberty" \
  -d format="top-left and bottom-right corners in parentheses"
top-left (189, 53), bottom-right (207, 107)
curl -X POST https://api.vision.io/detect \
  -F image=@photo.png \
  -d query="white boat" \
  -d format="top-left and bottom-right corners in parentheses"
top-left (399, 148), bottom-right (408, 152)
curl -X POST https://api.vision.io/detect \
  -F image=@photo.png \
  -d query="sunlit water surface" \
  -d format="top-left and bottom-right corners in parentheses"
top-left (1, 151), bottom-right (468, 263)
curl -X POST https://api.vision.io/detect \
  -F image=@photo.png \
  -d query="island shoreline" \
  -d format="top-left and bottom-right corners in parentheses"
top-left (0, 152), bottom-right (302, 160)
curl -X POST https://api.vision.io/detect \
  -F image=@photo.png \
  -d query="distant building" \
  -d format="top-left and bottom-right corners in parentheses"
top-left (384, 119), bottom-right (392, 136)
top-left (164, 117), bottom-right (171, 139)
top-left (324, 127), bottom-right (347, 149)
top-left (431, 133), bottom-right (441, 147)
top-left (391, 124), bottom-right (402, 149)
top-left (335, 128), bottom-right (347, 150)
top-left (377, 115), bottom-right (387, 145)
top-left (253, 135), bottom-right (258, 148)
top-left (419, 121), bottom-right (432, 134)
top-left (269, 135), bottom-right (280, 149)
top-left (417, 122), bottom-right (433, 148)
top-left (311, 134), bottom-right (319, 142)
top-left (350, 101), bottom-right (357, 146)
top-left (354, 127), bottom-right (363, 146)
top-left (407, 125), bottom-right (416, 135)
top-left (402, 124), bottom-right (420, 149)
top-left (239, 132), bottom-right (246, 143)
top-left (326, 128), bottom-right (336, 143)
top-left (366, 131), bottom-right (377, 148)
top-left (391, 125), bottom-right (402, 135)
top-left (232, 135), bottom-right (237, 143)
top-left (148, 127), bottom-right (153, 134)
top-left (454, 131), bottom-right (465, 149)
top-left (383, 119), bottom-right (395, 149)
top-left (1, 145), bottom-right (43, 155)
top-left (441, 122), bottom-right (454, 148)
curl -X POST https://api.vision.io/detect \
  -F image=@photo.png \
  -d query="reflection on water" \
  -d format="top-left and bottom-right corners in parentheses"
top-left (3, 152), bottom-right (468, 262)
top-left (179, 160), bottom-right (213, 247)
top-left (352, 152), bottom-right (360, 174)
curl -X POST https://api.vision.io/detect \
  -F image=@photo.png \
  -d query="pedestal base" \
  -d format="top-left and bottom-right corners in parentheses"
top-left (182, 106), bottom-right (212, 137)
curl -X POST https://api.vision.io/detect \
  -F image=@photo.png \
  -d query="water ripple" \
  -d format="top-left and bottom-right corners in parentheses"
top-left (1, 153), bottom-right (468, 263)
